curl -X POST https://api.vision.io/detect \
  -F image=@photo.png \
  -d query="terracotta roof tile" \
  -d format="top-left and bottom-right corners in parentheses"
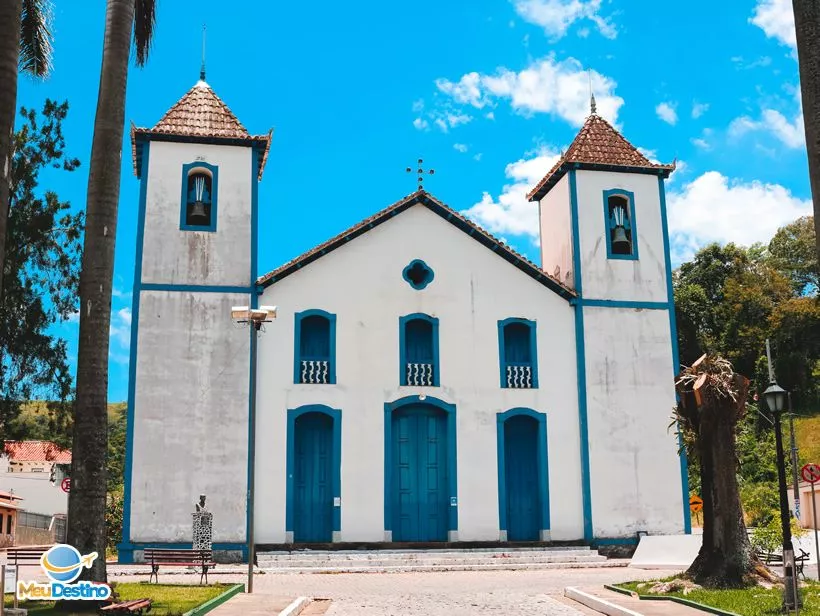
top-left (3, 440), bottom-right (71, 463)
top-left (257, 190), bottom-right (575, 298)
top-left (131, 81), bottom-right (272, 179)
top-left (528, 114), bottom-right (675, 201)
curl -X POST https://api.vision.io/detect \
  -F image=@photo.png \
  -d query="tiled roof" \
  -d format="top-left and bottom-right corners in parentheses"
top-left (3, 441), bottom-right (71, 463)
top-left (257, 190), bottom-right (575, 299)
top-left (131, 81), bottom-right (272, 179)
top-left (0, 490), bottom-right (23, 501)
top-left (527, 113), bottom-right (675, 201)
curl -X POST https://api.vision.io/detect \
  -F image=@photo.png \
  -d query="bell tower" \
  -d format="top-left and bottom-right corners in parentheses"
top-left (119, 76), bottom-right (272, 563)
top-left (528, 109), bottom-right (688, 542)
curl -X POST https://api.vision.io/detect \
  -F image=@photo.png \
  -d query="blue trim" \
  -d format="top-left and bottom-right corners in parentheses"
top-left (593, 537), bottom-right (639, 546)
top-left (179, 161), bottom-right (219, 232)
top-left (402, 259), bottom-right (435, 290)
top-left (528, 161), bottom-right (674, 202)
top-left (139, 283), bottom-right (255, 294)
top-left (247, 147), bottom-right (260, 548)
top-left (496, 408), bottom-right (550, 533)
top-left (399, 313), bottom-right (440, 386)
top-left (569, 169), bottom-right (594, 542)
top-left (120, 142), bottom-right (150, 563)
top-left (603, 188), bottom-right (639, 260)
top-left (578, 299), bottom-right (670, 310)
top-left (293, 309), bottom-right (338, 384)
top-left (658, 177), bottom-right (691, 534)
top-left (116, 542), bottom-right (248, 564)
top-left (383, 395), bottom-right (458, 535)
top-left (285, 405), bottom-right (343, 535)
top-left (497, 318), bottom-right (539, 388)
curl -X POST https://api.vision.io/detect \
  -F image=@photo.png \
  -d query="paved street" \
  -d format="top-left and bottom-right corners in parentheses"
top-left (117, 565), bottom-right (683, 615)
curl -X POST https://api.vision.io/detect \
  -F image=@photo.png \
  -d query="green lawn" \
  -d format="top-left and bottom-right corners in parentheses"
top-left (794, 414), bottom-right (820, 466)
top-left (616, 579), bottom-right (820, 616)
top-left (4, 583), bottom-right (233, 616)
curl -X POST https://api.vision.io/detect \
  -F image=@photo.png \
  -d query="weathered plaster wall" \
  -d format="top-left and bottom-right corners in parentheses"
top-left (538, 174), bottom-right (574, 289)
top-left (129, 290), bottom-right (250, 543)
top-left (0, 462), bottom-right (67, 516)
top-left (575, 170), bottom-right (668, 303)
top-left (256, 204), bottom-right (583, 543)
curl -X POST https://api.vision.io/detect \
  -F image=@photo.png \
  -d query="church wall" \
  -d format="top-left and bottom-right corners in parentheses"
top-left (582, 305), bottom-right (684, 537)
top-left (129, 290), bottom-right (250, 544)
top-left (140, 141), bottom-right (252, 287)
top-left (255, 204), bottom-right (584, 543)
top-left (538, 174), bottom-right (574, 289)
top-left (574, 170), bottom-right (668, 303)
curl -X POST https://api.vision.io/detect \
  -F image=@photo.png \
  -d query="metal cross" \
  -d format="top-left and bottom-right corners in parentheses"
top-left (406, 158), bottom-right (435, 190)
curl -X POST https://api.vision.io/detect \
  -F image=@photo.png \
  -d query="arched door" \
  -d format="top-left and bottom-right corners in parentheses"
top-left (391, 404), bottom-right (448, 541)
top-left (503, 414), bottom-right (541, 541)
top-left (293, 412), bottom-right (334, 542)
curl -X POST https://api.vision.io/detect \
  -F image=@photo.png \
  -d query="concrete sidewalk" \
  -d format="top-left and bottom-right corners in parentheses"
top-left (206, 591), bottom-right (308, 616)
top-left (565, 586), bottom-right (711, 616)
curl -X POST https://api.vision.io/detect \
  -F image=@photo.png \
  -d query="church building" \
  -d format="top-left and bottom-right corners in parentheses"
top-left (118, 75), bottom-right (690, 563)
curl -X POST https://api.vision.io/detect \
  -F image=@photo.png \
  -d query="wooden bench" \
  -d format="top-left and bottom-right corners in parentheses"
top-left (143, 548), bottom-right (214, 584)
top-left (756, 548), bottom-right (811, 579)
top-left (3, 546), bottom-right (52, 609)
top-left (100, 599), bottom-right (153, 615)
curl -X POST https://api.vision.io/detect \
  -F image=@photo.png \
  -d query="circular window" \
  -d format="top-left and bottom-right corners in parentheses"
top-left (402, 259), bottom-right (434, 290)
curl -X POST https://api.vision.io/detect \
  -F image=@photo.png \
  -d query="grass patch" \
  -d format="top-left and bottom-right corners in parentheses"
top-left (4, 583), bottom-right (232, 616)
top-left (616, 579), bottom-right (820, 616)
top-left (795, 415), bottom-right (820, 466)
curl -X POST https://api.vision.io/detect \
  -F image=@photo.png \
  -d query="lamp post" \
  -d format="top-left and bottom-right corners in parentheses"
top-left (764, 376), bottom-right (801, 611)
top-left (232, 305), bottom-right (277, 594)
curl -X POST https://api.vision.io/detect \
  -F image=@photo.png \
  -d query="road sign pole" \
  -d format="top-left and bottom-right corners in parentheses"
top-left (812, 480), bottom-right (819, 582)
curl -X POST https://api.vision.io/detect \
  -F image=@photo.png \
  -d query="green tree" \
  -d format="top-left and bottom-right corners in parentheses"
top-left (0, 100), bottom-right (81, 444)
top-left (0, 0), bottom-right (53, 303)
top-left (69, 0), bottom-right (156, 585)
top-left (768, 216), bottom-right (817, 295)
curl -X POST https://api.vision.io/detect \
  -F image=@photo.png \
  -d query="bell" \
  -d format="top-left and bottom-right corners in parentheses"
top-left (189, 200), bottom-right (209, 224)
top-left (612, 226), bottom-right (631, 253)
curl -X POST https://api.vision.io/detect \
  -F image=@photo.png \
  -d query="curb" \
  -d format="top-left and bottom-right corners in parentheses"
top-left (183, 583), bottom-right (245, 616)
top-left (279, 596), bottom-right (313, 616)
top-left (564, 587), bottom-right (644, 616)
top-left (605, 584), bottom-right (742, 616)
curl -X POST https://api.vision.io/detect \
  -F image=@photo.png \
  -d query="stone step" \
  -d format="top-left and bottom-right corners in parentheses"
top-left (258, 560), bottom-right (627, 574)
top-left (258, 554), bottom-right (608, 567)
top-left (258, 546), bottom-right (590, 556)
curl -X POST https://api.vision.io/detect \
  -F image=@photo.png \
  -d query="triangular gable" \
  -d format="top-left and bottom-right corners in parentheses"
top-left (257, 190), bottom-right (575, 300)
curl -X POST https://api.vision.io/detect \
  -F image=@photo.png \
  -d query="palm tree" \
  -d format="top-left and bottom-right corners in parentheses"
top-left (793, 0), bottom-right (820, 263)
top-left (69, 0), bottom-right (155, 584)
top-left (0, 0), bottom-right (53, 301)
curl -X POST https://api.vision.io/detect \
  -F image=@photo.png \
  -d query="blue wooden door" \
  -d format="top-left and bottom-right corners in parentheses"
top-left (294, 412), bottom-right (333, 542)
top-left (504, 415), bottom-right (540, 541)
top-left (392, 405), bottom-right (448, 541)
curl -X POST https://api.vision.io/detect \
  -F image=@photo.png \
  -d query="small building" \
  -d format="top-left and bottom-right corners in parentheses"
top-left (1, 441), bottom-right (71, 517)
top-left (0, 490), bottom-right (24, 547)
top-left (793, 481), bottom-right (820, 530)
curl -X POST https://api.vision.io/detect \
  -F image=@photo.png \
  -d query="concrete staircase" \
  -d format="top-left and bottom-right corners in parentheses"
top-left (256, 546), bottom-right (621, 573)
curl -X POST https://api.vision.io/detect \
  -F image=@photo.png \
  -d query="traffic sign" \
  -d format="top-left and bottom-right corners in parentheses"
top-left (689, 495), bottom-right (703, 513)
top-left (801, 463), bottom-right (820, 484)
top-left (61, 477), bottom-right (71, 493)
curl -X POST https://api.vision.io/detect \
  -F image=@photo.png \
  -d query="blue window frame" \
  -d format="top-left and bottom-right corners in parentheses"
top-left (180, 161), bottom-right (218, 232)
top-left (294, 309), bottom-right (337, 384)
top-left (603, 189), bottom-right (638, 260)
top-left (402, 259), bottom-right (435, 290)
top-left (399, 313), bottom-right (440, 386)
top-left (498, 318), bottom-right (538, 388)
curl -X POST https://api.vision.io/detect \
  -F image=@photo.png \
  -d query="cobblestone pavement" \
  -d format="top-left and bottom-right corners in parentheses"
top-left (116, 565), bottom-right (683, 615)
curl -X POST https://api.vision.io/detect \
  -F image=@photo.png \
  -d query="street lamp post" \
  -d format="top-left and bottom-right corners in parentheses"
top-left (232, 305), bottom-right (277, 594)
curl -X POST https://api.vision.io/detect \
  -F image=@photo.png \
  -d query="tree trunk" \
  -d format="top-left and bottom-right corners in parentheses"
top-left (793, 0), bottom-right (820, 264)
top-left (0, 0), bottom-right (22, 302)
top-left (68, 0), bottom-right (134, 584)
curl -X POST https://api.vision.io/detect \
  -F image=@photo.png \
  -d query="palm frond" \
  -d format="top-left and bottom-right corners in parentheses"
top-left (19, 0), bottom-right (53, 77)
top-left (133, 0), bottom-right (156, 67)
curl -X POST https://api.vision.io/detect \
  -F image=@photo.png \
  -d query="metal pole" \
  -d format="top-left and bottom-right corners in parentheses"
top-left (789, 397), bottom-right (801, 522)
top-left (812, 480), bottom-right (820, 582)
top-left (1, 564), bottom-right (5, 616)
top-left (246, 322), bottom-right (259, 594)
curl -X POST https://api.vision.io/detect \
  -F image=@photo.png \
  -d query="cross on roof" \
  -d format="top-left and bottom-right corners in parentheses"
top-left (406, 158), bottom-right (435, 190)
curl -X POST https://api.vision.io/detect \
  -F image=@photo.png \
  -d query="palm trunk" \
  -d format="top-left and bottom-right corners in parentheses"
top-left (793, 0), bottom-right (820, 263)
top-left (0, 0), bottom-right (23, 302)
top-left (68, 0), bottom-right (134, 584)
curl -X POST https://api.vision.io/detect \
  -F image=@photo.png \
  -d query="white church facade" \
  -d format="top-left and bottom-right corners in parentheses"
top-left (118, 78), bottom-right (690, 563)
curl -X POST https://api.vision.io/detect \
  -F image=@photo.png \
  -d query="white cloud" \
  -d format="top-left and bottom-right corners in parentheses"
top-left (637, 147), bottom-right (659, 164)
top-left (462, 148), bottom-right (561, 240)
top-left (435, 56), bottom-right (623, 127)
top-left (691, 136), bottom-right (711, 150)
top-left (691, 102), bottom-right (709, 119)
top-left (474, 153), bottom-right (483, 161)
top-left (109, 307), bottom-right (132, 350)
top-left (750, 0), bottom-right (795, 49)
top-left (454, 143), bottom-right (469, 153)
top-left (667, 171), bottom-right (811, 263)
top-left (512, 0), bottom-right (617, 40)
top-left (413, 117), bottom-right (429, 131)
top-left (112, 287), bottom-right (132, 300)
top-left (412, 99), bottom-right (425, 113)
top-left (729, 108), bottom-right (805, 148)
top-left (655, 102), bottom-right (678, 125)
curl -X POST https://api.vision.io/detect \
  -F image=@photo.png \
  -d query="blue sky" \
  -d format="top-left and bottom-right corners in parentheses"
top-left (17, 0), bottom-right (810, 402)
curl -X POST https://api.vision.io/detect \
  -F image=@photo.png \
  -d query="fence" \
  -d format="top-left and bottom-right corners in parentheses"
top-left (13, 511), bottom-right (66, 546)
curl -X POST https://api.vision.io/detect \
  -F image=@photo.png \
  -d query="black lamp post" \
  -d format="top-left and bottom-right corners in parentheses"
top-left (763, 380), bottom-right (800, 611)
